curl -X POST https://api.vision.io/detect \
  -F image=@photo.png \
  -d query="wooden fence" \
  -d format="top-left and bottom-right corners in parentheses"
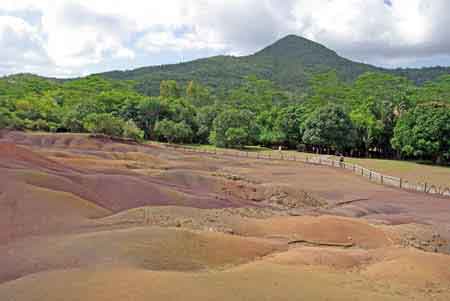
top-left (163, 144), bottom-right (450, 198)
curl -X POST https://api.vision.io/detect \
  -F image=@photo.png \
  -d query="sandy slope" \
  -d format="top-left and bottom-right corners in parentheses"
top-left (1, 132), bottom-right (450, 300)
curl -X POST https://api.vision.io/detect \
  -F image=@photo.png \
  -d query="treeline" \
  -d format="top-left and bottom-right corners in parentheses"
top-left (0, 71), bottom-right (449, 164)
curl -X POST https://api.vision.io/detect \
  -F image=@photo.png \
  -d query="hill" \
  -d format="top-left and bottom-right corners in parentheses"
top-left (99, 35), bottom-right (450, 95)
top-left (1, 35), bottom-right (448, 97)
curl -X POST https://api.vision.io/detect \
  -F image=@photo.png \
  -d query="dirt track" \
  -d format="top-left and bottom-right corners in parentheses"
top-left (1, 132), bottom-right (450, 300)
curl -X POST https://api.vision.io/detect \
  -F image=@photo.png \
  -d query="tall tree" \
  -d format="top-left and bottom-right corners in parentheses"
top-left (303, 104), bottom-right (356, 154)
top-left (160, 80), bottom-right (181, 99)
top-left (210, 108), bottom-right (258, 148)
top-left (392, 102), bottom-right (450, 164)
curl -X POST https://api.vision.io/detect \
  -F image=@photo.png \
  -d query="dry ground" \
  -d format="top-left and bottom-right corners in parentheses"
top-left (1, 131), bottom-right (450, 300)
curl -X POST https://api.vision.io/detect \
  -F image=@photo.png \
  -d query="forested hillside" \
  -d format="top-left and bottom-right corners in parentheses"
top-left (0, 35), bottom-right (449, 164)
top-left (100, 35), bottom-right (450, 96)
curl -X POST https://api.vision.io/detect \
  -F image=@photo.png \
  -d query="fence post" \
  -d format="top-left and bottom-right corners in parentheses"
top-left (369, 171), bottom-right (372, 181)
top-left (399, 178), bottom-right (402, 188)
top-left (424, 182), bottom-right (428, 193)
top-left (381, 175), bottom-right (384, 185)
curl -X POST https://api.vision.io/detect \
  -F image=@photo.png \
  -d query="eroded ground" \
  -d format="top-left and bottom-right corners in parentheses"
top-left (1, 131), bottom-right (450, 300)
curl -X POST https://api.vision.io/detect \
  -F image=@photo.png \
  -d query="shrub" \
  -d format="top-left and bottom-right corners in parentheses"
top-left (225, 128), bottom-right (247, 149)
top-left (123, 120), bottom-right (144, 141)
top-left (83, 113), bottom-right (125, 137)
top-left (155, 119), bottom-right (193, 143)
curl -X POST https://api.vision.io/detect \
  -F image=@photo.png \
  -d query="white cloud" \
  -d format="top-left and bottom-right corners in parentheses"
top-left (0, 15), bottom-right (49, 74)
top-left (41, 2), bottom-right (136, 67)
top-left (0, 0), bottom-right (449, 77)
top-left (136, 30), bottom-right (227, 53)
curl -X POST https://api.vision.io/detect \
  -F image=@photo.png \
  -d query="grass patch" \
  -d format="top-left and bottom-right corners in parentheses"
top-left (330, 156), bottom-right (450, 187)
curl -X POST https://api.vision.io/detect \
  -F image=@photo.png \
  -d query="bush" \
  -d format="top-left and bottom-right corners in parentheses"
top-left (155, 119), bottom-right (193, 143)
top-left (31, 119), bottom-right (50, 131)
top-left (225, 128), bottom-right (247, 149)
top-left (123, 120), bottom-right (144, 141)
top-left (210, 109), bottom-right (257, 148)
top-left (83, 113), bottom-right (125, 137)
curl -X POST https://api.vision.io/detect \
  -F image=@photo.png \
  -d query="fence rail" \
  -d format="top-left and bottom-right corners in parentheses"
top-left (161, 143), bottom-right (450, 198)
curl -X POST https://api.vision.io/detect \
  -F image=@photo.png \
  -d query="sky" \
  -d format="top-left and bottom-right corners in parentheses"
top-left (1, 0), bottom-right (450, 78)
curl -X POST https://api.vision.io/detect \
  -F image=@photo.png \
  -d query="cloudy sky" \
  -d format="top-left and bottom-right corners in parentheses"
top-left (1, 0), bottom-right (450, 77)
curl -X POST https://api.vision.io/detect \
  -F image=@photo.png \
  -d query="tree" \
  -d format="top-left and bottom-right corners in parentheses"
top-left (0, 108), bottom-right (20, 130)
top-left (123, 120), bottom-right (144, 141)
top-left (61, 98), bottom-right (104, 132)
top-left (412, 75), bottom-right (450, 105)
top-left (228, 76), bottom-right (290, 112)
top-left (392, 102), bottom-right (450, 164)
top-left (303, 104), bottom-right (356, 154)
top-left (196, 105), bottom-right (219, 144)
top-left (274, 105), bottom-right (306, 148)
top-left (134, 97), bottom-right (167, 139)
top-left (83, 113), bottom-right (125, 137)
top-left (225, 128), bottom-right (248, 149)
top-left (154, 119), bottom-right (193, 143)
top-left (255, 108), bottom-right (283, 147)
top-left (306, 70), bottom-right (349, 111)
top-left (186, 80), bottom-right (212, 106)
top-left (164, 98), bottom-right (198, 133)
top-left (349, 72), bottom-right (414, 157)
top-left (160, 80), bottom-right (181, 99)
top-left (210, 108), bottom-right (258, 148)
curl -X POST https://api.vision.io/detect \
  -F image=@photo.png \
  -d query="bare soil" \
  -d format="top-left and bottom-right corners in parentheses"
top-left (1, 131), bottom-right (450, 300)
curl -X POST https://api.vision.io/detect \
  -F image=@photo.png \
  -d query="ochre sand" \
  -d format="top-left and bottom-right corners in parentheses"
top-left (1, 132), bottom-right (450, 300)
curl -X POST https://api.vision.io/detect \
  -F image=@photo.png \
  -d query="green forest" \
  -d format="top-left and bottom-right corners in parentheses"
top-left (1, 70), bottom-right (449, 164)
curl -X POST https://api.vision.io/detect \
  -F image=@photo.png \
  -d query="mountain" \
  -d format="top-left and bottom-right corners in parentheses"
top-left (99, 35), bottom-right (449, 95)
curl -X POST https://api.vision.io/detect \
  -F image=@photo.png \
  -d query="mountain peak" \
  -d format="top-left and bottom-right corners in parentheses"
top-left (253, 34), bottom-right (338, 59)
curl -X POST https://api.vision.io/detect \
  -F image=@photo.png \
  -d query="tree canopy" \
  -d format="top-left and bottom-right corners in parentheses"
top-left (0, 68), bottom-right (448, 164)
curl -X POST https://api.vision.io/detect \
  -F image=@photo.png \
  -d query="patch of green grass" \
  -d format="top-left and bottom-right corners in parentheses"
top-left (331, 156), bottom-right (450, 187)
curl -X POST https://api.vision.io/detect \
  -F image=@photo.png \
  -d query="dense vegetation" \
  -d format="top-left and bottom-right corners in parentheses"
top-left (0, 69), bottom-right (449, 164)
top-left (100, 35), bottom-right (450, 96)
top-left (0, 35), bottom-right (449, 164)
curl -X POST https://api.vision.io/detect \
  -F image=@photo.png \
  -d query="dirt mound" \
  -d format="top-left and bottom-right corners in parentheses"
top-left (362, 247), bottom-right (450, 288)
top-left (270, 247), bottom-right (373, 270)
top-left (232, 215), bottom-right (394, 249)
top-left (1, 257), bottom-right (447, 301)
top-left (1, 132), bottom-right (118, 150)
top-left (0, 175), bottom-right (110, 244)
top-left (0, 143), bottom-right (72, 172)
top-left (0, 227), bottom-right (284, 284)
top-left (2, 132), bottom-right (450, 300)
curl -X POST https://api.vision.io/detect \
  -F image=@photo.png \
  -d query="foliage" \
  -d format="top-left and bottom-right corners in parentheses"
top-left (196, 105), bottom-right (219, 144)
top-left (392, 102), bottom-right (450, 164)
top-left (160, 80), bottom-right (181, 99)
top-left (303, 104), bottom-right (356, 153)
top-left (186, 80), bottom-right (213, 106)
top-left (225, 128), bottom-right (248, 149)
top-left (274, 105), bottom-right (306, 148)
top-left (83, 113), bottom-right (125, 137)
top-left (123, 120), bottom-right (145, 141)
top-left (100, 35), bottom-right (450, 96)
top-left (154, 119), bottom-right (193, 143)
top-left (0, 40), bottom-right (449, 164)
top-left (210, 108), bottom-right (258, 148)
